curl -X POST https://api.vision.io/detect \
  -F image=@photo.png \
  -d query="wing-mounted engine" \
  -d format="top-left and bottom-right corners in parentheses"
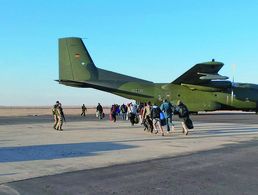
top-left (198, 73), bottom-right (229, 80)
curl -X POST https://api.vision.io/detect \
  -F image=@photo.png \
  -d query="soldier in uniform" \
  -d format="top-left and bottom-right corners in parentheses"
top-left (56, 103), bottom-right (65, 131)
top-left (52, 104), bottom-right (58, 129)
top-left (81, 104), bottom-right (87, 116)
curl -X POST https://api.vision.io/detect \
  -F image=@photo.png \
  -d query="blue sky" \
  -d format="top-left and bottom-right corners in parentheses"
top-left (1, 0), bottom-right (258, 106)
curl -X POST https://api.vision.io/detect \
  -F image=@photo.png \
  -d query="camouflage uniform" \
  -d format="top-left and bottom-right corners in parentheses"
top-left (81, 104), bottom-right (87, 116)
top-left (56, 105), bottom-right (65, 131)
top-left (52, 105), bottom-right (58, 129)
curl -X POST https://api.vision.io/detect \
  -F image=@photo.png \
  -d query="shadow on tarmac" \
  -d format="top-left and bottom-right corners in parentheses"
top-left (0, 142), bottom-right (136, 163)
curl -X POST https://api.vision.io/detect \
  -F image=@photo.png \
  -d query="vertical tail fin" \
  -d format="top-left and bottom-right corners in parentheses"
top-left (59, 37), bottom-right (98, 82)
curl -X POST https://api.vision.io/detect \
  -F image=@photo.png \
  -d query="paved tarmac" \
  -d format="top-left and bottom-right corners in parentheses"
top-left (0, 112), bottom-right (258, 194)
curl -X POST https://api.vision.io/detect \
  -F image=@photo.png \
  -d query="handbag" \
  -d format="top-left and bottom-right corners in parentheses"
top-left (160, 112), bottom-right (165, 120)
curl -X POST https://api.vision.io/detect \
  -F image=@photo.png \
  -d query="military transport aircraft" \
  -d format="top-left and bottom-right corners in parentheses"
top-left (58, 37), bottom-right (258, 112)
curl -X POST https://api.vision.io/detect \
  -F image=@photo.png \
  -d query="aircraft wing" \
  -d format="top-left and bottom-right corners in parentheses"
top-left (172, 61), bottom-right (228, 85)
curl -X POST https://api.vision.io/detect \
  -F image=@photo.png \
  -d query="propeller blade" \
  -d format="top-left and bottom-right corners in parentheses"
top-left (230, 64), bottom-right (237, 104)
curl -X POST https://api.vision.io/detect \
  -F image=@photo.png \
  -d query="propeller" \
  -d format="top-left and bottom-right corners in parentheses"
top-left (231, 64), bottom-right (237, 104)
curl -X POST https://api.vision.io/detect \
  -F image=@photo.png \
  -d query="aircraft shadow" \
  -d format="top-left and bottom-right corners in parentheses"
top-left (0, 142), bottom-right (136, 163)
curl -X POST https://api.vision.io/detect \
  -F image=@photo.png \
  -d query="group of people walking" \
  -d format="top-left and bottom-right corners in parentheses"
top-left (108, 99), bottom-right (193, 136)
top-left (140, 100), bottom-right (192, 136)
top-left (52, 100), bottom-right (193, 135)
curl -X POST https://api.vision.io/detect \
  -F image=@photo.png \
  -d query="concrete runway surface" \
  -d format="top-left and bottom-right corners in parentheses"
top-left (0, 111), bottom-right (258, 194)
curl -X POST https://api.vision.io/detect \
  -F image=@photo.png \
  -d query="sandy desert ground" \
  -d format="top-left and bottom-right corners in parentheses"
top-left (0, 107), bottom-right (109, 117)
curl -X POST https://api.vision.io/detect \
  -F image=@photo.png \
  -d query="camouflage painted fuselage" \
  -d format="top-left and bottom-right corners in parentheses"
top-left (58, 37), bottom-right (258, 112)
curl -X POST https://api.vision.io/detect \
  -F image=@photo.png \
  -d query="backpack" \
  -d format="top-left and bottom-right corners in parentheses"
top-left (121, 105), bottom-right (126, 113)
top-left (52, 108), bottom-right (56, 115)
top-left (165, 103), bottom-right (173, 114)
top-left (162, 102), bottom-right (174, 115)
top-left (179, 105), bottom-right (188, 118)
top-left (152, 107), bottom-right (161, 119)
